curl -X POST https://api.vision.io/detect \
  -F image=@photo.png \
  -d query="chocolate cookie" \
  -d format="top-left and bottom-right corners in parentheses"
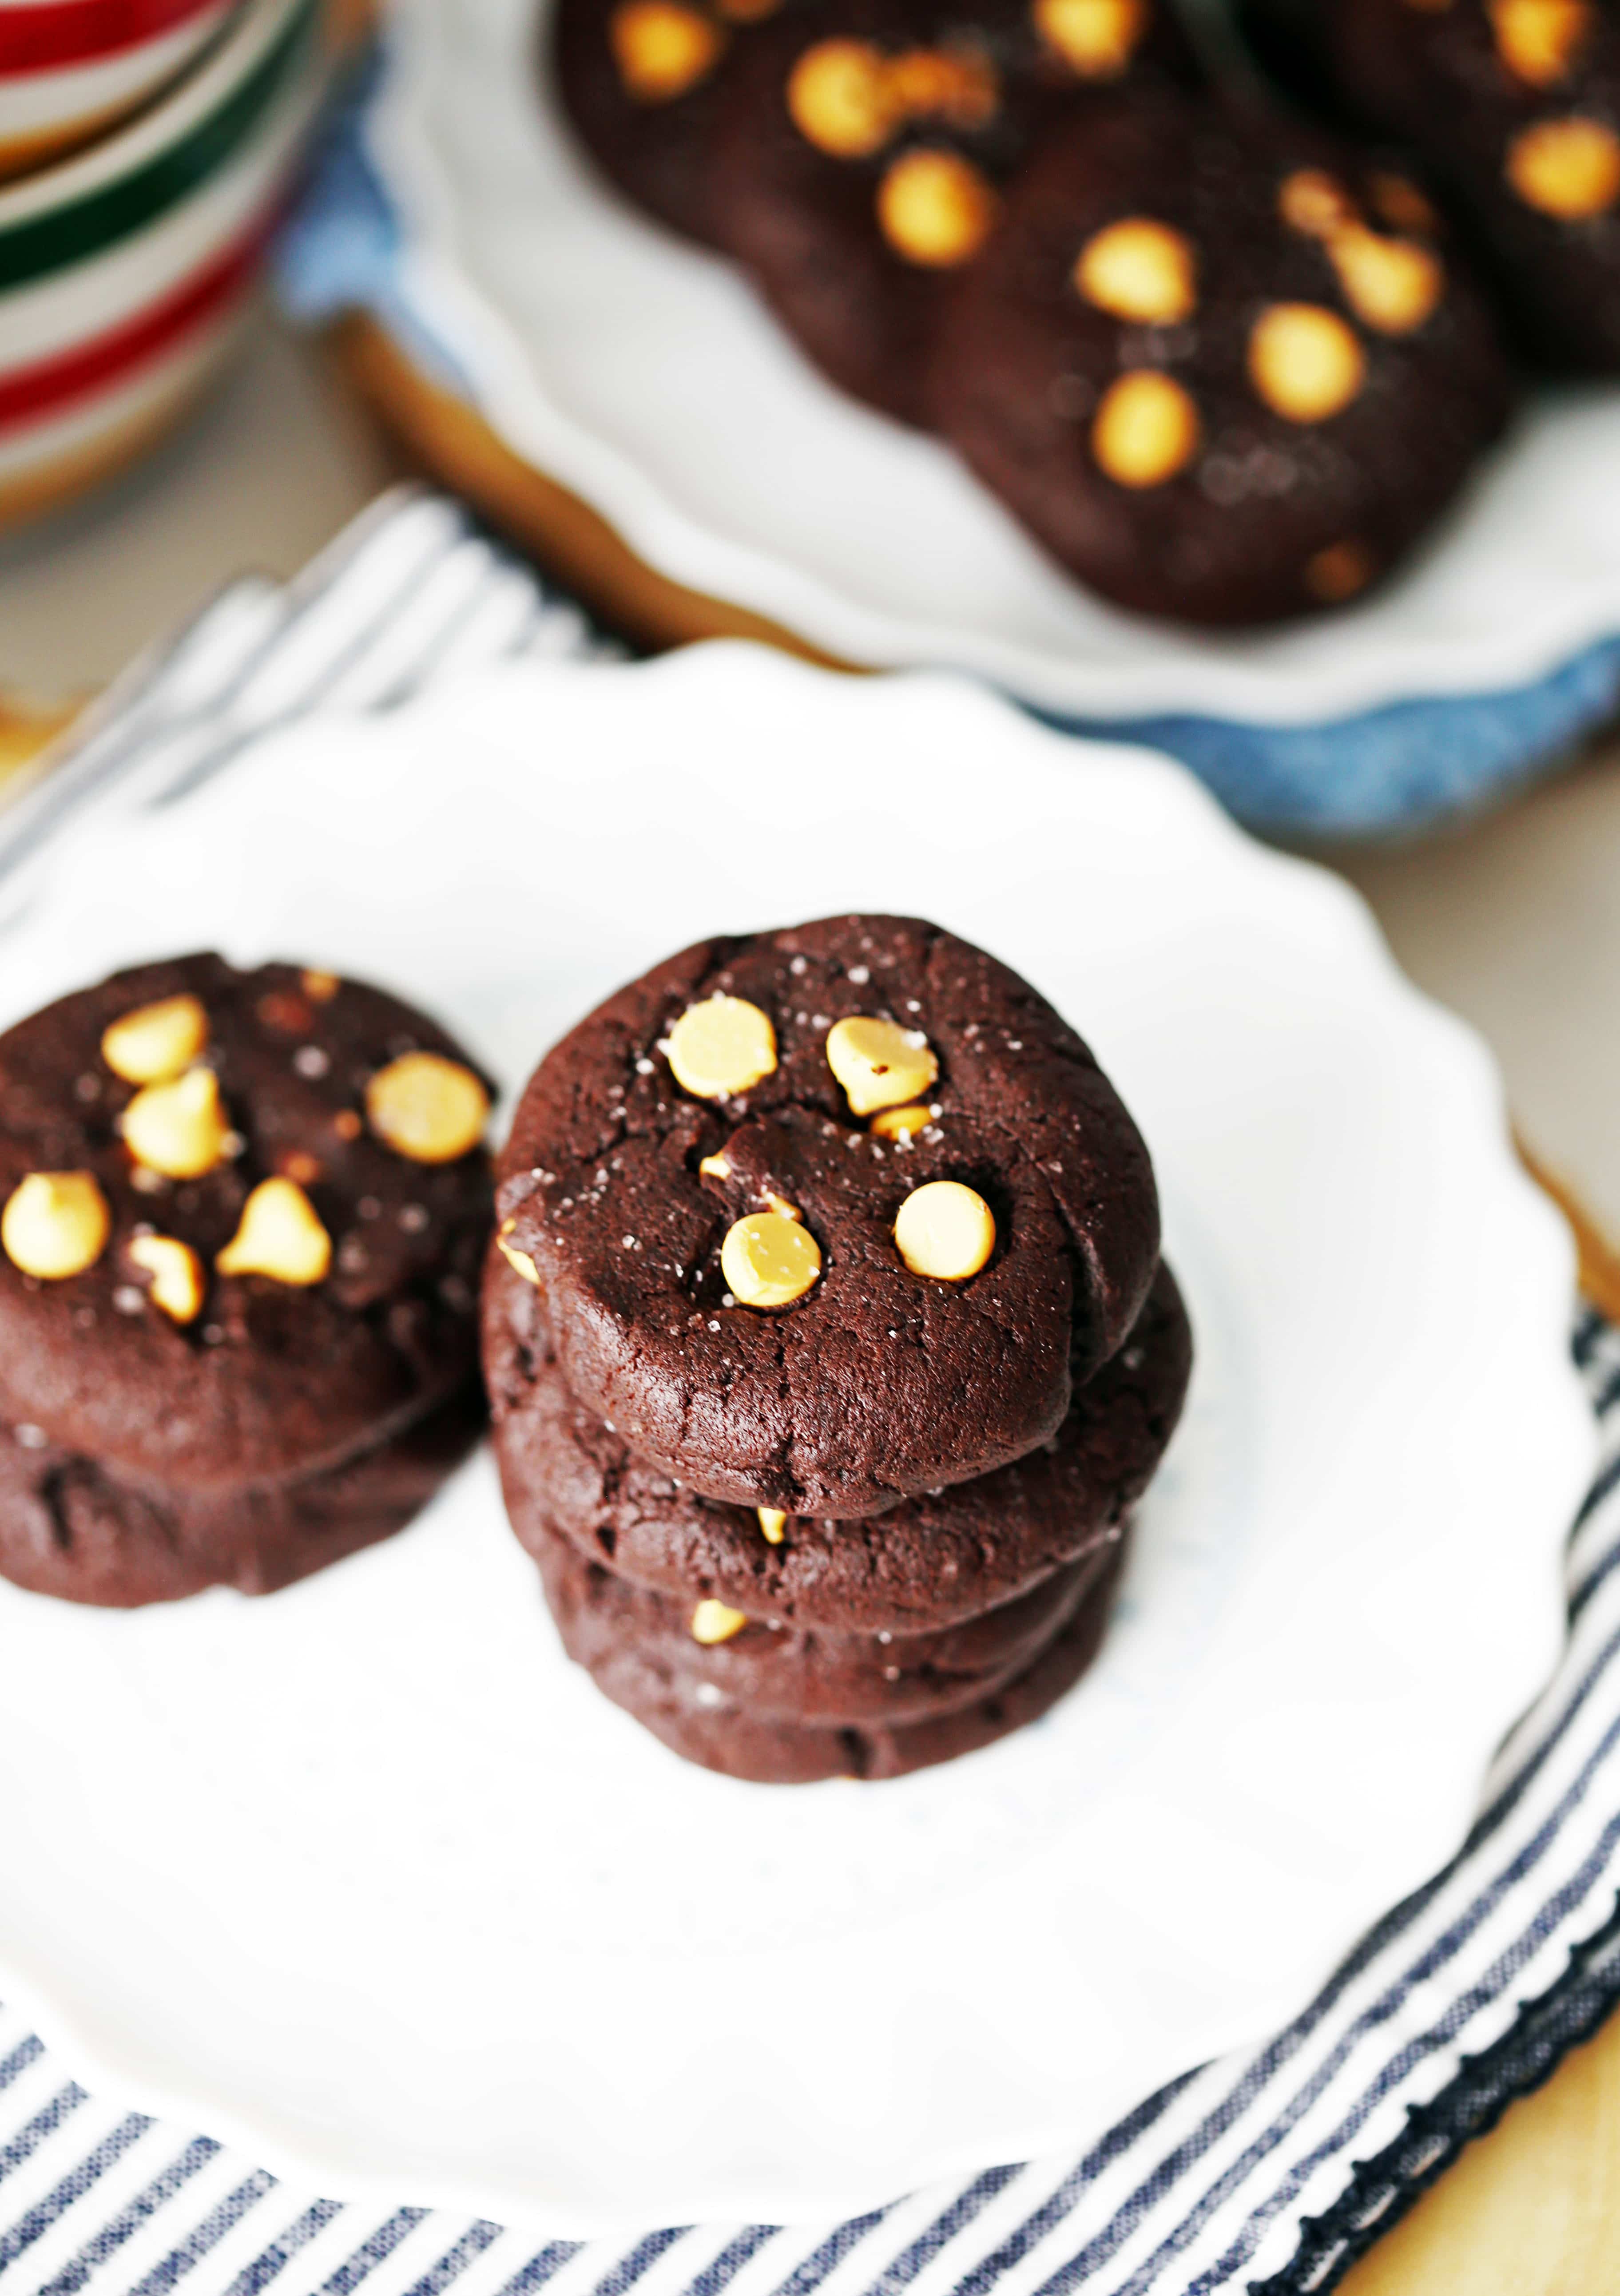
top-left (710, 0), bottom-right (1199, 421)
top-left (551, 0), bottom-right (812, 246)
top-left (1231, 0), bottom-right (1342, 118)
top-left (532, 1507), bottom-right (1106, 1723)
top-left (0, 1385), bottom-right (485, 1607)
top-left (0, 954), bottom-right (493, 1603)
top-left (1262, 0), bottom-right (1620, 372)
top-left (557, 1531), bottom-right (1128, 1780)
top-left (486, 1249), bottom-right (1188, 1630)
top-left (930, 87), bottom-right (1516, 623)
top-left (494, 915), bottom-right (1160, 1519)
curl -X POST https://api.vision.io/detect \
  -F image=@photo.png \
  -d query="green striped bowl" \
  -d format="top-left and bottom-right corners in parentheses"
top-left (0, 0), bottom-right (331, 530)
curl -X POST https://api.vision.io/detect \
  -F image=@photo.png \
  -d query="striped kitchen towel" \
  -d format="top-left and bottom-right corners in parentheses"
top-left (1, 487), bottom-right (1618, 2296)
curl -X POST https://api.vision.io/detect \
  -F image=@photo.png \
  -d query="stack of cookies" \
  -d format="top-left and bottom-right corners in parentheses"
top-left (485, 914), bottom-right (1191, 1782)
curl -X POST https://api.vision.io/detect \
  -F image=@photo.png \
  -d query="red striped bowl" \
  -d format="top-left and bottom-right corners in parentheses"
top-left (0, 0), bottom-right (330, 527)
top-left (0, 0), bottom-right (241, 180)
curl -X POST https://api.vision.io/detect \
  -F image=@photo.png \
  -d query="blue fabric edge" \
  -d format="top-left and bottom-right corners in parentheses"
top-left (1036, 635), bottom-right (1620, 838)
top-left (270, 44), bottom-right (1620, 836)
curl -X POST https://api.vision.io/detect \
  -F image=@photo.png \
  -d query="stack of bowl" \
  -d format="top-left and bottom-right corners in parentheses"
top-left (0, 0), bottom-right (335, 529)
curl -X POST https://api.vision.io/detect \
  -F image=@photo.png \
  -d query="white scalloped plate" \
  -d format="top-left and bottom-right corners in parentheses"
top-left (0, 646), bottom-right (1593, 2235)
top-left (357, 0), bottom-right (1620, 725)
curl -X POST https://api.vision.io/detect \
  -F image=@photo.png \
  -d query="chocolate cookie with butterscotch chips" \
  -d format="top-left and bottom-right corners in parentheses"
top-left (930, 86), bottom-right (1516, 623)
top-left (543, 1524), bottom-right (1130, 1780)
top-left (709, 0), bottom-right (1199, 422)
top-left (485, 1247), bottom-right (1189, 1632)
top-left (551, 0), bottom-right (810, 245)
top-left (1243, 0), bottom-right (1620, 372)
top-left (0, 954), bottom-right (493, 1605)
top-left (492, 914), bottom-right (1161, 1520)
top-left (532, 1507), bottom-right (1110, 1725)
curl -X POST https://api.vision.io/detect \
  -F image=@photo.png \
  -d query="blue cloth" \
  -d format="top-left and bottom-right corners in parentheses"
top-left (1052, 633), bottom-right (1620, 837)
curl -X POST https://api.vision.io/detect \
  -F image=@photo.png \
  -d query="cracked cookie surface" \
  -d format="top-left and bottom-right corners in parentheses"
top-left (0, 955), bottom-right (492, 1594)
top-left (494, 913), bottom-right (1160, 1517)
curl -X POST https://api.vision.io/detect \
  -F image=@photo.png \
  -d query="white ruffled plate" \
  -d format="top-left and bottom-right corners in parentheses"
top-left (0, 646), bottom-right (1593, 2233)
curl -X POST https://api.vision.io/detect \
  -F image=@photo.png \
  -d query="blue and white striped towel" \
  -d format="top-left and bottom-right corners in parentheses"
top-left (2, 488), bottom-right (1618, 2296)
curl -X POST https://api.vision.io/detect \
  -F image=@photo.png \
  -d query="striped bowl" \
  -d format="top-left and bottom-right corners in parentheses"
top-left (0, 0), bottom-right (241, 181)
top-left (0, 0), bottom-right (330, 528)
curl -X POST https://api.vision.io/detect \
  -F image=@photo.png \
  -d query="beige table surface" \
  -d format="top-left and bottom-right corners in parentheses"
top-left (2, 307), bottom-right (1619, 2291)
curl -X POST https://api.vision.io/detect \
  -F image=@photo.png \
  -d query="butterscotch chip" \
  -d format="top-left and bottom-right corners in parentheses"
top-left (494, 915), bottom-right (1165, 1520)
top-left (1507, 115), bottom-right (1620, 217)
top-left (869, 1102), bottom-right (933, 1142)
top-left (128, 1233), bottom-right (205, 1324)
top-left (1279, 169), bottom-right (1357, 241)
top-left (100, 994), bottom-right (208, 1086)
top-left (1328, 225), bottom-right (1444, 334)
top-left (217, 1178), bottom-right (332, 1286)
top-left (1092, 370), bottom-right (1201, 487)
top-left (1248, 303), bottom-right (1366, 422)
top-left (885, 45), bottom-right (998, 129)
top-left (1491, 0), bottom-right (1591, 86)
top-left (1032, 0), bottom-right (1144, 77)
top-left (788, 38), bottom-right (897, 157)
top-left (1075, 217), bottom-right (1196, 323)
top-left (1306, 539), bottom-right (1377, 604)
top-left (2, 1172), bottom-right (109, 1280)
top-left (757, 1507), bottom-right (788, 1543)
top-left (720, 1211), bottom-right (822, 1306)
top-left (762, 1191), bottom-right (802, 1221)
top-left (666, 995), bottom-right (777, 1099)
top-left (826, 1015), bottom-right (939, 1113)
top-left (123, 1067), bottom-right (230, 1180)
top-left (1279, 172), bottom-right (1444, 337)
top-left (878, 147), bottom-right (998, 266)
top-left (893, 1180), bottom-right (995, 1280)
top-left (699, 1151), bottom-right (733, 1180)
top-left (301, 969), bottom-right (341, 1003)
top-left (609, 0), bottom-right (724, 100)
top-left (691, 1598), bottom-right (748, 1643)
top-left (497, 1217), bottom-right (541, 1287)
top-left (365, 1052), bottom-right (490, 1165)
